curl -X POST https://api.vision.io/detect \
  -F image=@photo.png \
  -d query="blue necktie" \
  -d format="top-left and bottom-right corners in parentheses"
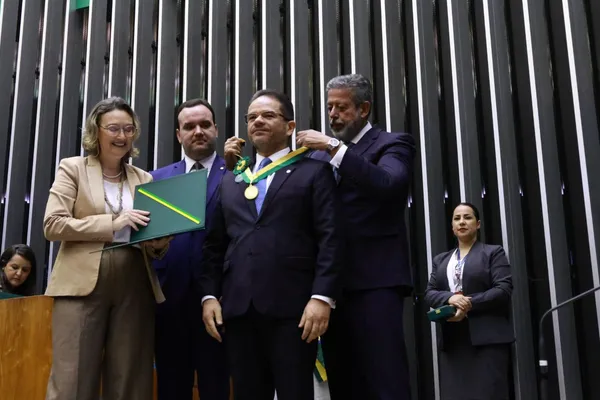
top-left (255, 157), bottom-right (272, 213)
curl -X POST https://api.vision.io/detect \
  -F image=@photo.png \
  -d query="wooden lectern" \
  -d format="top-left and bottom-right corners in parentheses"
top-left (0, 295), bottom-right (53, 400)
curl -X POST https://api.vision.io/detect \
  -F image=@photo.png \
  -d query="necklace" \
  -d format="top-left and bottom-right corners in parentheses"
top-left (102, 170), bottom-right (122, 179)
top-left (104, 179), bottom-right (124, 216)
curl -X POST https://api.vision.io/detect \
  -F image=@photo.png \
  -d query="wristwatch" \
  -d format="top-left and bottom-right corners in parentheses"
top-left (326, 137), bottom-right (341, 153)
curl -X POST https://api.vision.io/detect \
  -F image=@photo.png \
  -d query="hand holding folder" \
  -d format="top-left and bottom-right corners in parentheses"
top-left (103, 169), bottom-right (208, 251)
top-left (426, 305), bottom-right (457, 322)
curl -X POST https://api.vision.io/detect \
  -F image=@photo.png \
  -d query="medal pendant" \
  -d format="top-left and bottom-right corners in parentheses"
top-left (244, 185), bottom-right (259, 200)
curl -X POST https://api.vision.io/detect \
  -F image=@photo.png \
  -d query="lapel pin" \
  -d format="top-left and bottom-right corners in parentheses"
top-left (220, 166), bottom-right (224, 170)
top-left (286, 169), bottom-right (291, 174)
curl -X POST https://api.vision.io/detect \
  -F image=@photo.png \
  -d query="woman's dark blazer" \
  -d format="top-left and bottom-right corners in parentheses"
top-left (424, 241), bottom-right (514, 349)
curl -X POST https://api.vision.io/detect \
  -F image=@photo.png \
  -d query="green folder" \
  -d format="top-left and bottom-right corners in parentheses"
top-left (427, 305), bottom-right (457, 322)
top-left (0, 291), bottom-right (22, 300)
top-left (103, 169), bottom-right (208, 250)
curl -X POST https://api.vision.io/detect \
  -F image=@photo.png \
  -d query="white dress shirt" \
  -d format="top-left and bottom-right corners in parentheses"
top-left (202, 147), bottom-right (335, 308)
top-left (329, 121), bottom-right (372, 168)
top-left (184, 151), bottom-right (217, 174)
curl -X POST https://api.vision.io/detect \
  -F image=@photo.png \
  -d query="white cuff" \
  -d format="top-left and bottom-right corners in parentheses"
top-left (329, 144), bottom-right (348, 168)
top-left (312, 295), bottom-right (336, 309)
top-left (201, 295), bottom-right (217, 304)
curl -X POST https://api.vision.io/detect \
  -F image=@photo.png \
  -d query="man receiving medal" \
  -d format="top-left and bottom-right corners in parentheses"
top-left (198, 89), bottom-right (342, 400)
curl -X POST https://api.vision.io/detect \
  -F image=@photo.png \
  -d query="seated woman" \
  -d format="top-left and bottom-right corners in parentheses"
top-left (424, 202), bottom-right (513, 400)
top-left (0, 244), bottom-right (37, 296)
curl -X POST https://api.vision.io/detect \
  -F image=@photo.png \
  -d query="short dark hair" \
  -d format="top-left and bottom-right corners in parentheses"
top-left (176, 98), bottom-right (217, 126)
top-left (249, 89), bottom-right (295, 121)
top-left (456, 202), bottom-right (481, 221)
top-left (0, 244), bottom-right (37, 296)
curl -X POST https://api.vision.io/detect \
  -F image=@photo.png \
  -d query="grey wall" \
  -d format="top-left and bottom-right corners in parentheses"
top-left (1, 1), bottom-right (599, 399)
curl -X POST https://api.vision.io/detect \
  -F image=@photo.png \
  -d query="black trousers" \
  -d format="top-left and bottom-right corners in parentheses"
top-left (322, 288), bottom-right (411, 400)
top-left (225, 305), bottom-right (317, 400)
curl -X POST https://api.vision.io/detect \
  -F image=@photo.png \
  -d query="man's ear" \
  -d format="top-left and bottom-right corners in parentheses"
top-left (286, 120), bottom-right (297, 137)
top-left (359, 102), bottom-right (371, 119)
top-left (176, 129), bottom-right (183, 144)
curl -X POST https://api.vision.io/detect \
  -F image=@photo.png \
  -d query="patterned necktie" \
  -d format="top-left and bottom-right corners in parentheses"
top-left (190, 162), bottom-right (204, 172)
top-left (454, 250), bottom-right (466, 293)
top-left (255, 158), bottom-right (272, 213)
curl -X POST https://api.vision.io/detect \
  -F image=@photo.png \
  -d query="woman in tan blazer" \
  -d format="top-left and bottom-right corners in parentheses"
top-left (44, 97), bottom-right (170, 400)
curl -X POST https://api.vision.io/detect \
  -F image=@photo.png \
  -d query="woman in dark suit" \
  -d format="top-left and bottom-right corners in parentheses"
top-left (424, 202), bottom-right (513, 400)
top-left (0, 244), bottom-right (37, 296)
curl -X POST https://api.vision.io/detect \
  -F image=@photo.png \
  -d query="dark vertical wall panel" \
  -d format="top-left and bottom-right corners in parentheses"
top-left (108, 0), bottom-right (132, 99)
top-left (313, 0), bottom-right (338, 133)
top-left (50, 0), bottom-right (86, 272)
top-left (439, 0), bottom-right (484, 215)
top-left (82, 0), bottom-right (108, 127)
top-left (56, 1), bottom-right (85, 163)
top-left (1, 1), bottom-right (600, 399)
top-left (2, 0), bottom-right (43, 247)
top-left (233, 0), bottom-right (255, 153)
top-left (0, 0), bottom-right (20, 230)
top-left (207, 0), bottom-right (228, 150)
top-left (510, 0), bottom-right (583, 398)
top-left (154, 0), bottom-right (179, 169)
top-left (406, 0), bottom-right (446, 398)
top-left (260, 0), bottom-right (283, 91)
top-left (183, 0), bottom-right (204, 100)
top-left (340, 0), bottom-right (372, 79)
top-left (286, 0), bottom-right (310, 133)
top-left (474, 1), bottom-right (538, 398)
top-left (546, 1), bottom-right (600, 397)
top-left (28, 0), bottom-right (65, 293)
top-left (372, 0), bottom-right (407, 131)
top-left (131, 0), bottom-right (155, 171)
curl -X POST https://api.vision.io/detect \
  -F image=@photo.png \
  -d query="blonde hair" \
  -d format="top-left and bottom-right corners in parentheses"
top-left (82, 97), bottom-right (141, 159)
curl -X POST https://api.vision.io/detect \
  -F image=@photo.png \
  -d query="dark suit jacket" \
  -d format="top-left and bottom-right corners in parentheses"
top-left (198, 156), bottom-right (342, 320)
top-left (151, 156), bottom-right (227, 307)
top-left (424, 241), bottom-right (514, 348)
top-left (311, 126), bottom-right (415, 293)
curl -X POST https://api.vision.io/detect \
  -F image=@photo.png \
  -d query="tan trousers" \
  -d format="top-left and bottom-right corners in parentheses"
top-left (46, 246), bottom-right (155, 400)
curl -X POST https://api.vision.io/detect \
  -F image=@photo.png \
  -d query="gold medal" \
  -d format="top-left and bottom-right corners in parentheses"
top-left (244, 185), bottom-right (259, 200)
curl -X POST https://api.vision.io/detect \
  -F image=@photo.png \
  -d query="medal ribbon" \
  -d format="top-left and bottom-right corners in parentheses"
top-left (240, 147), bottom-right (309, 184)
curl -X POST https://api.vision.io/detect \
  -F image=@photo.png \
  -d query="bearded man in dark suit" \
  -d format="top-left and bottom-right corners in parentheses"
top-left (297, 74), bottom-right (416, 400)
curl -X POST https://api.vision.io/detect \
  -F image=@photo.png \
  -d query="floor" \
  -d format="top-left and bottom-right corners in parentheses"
top-left (273, 377), bottom-right (331, 400)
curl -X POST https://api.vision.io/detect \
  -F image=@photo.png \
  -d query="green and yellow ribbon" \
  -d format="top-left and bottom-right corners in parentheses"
top-left (137, 188), bottom-right (201, 224)
top-left (240, 146), bottom-right (309, 185)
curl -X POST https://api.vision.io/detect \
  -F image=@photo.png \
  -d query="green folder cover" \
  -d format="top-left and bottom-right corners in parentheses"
top-left (103, 169), bottom-right (208, 250)
top-left (0, 291), bottom-right (22, 300)
top-left (427, 305), bottom-right (457, 322)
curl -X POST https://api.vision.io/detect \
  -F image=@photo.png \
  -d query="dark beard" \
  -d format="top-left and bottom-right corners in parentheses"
top-left (331, 118), bottom-right (365, 143)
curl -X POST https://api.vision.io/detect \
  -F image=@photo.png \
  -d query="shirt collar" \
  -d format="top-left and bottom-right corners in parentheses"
top-left (349, 121), bottom-right (372, 144)
top-left (184, 151), bottom-right (217, 173)
top-left (254, 147), bottom-right (291, 172)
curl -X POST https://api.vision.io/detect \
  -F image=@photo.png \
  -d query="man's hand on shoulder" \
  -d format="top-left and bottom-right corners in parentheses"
top-left (202, 298), bottom-right (224, 342)
top-left (298, 298), bottom-right (332, 343)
